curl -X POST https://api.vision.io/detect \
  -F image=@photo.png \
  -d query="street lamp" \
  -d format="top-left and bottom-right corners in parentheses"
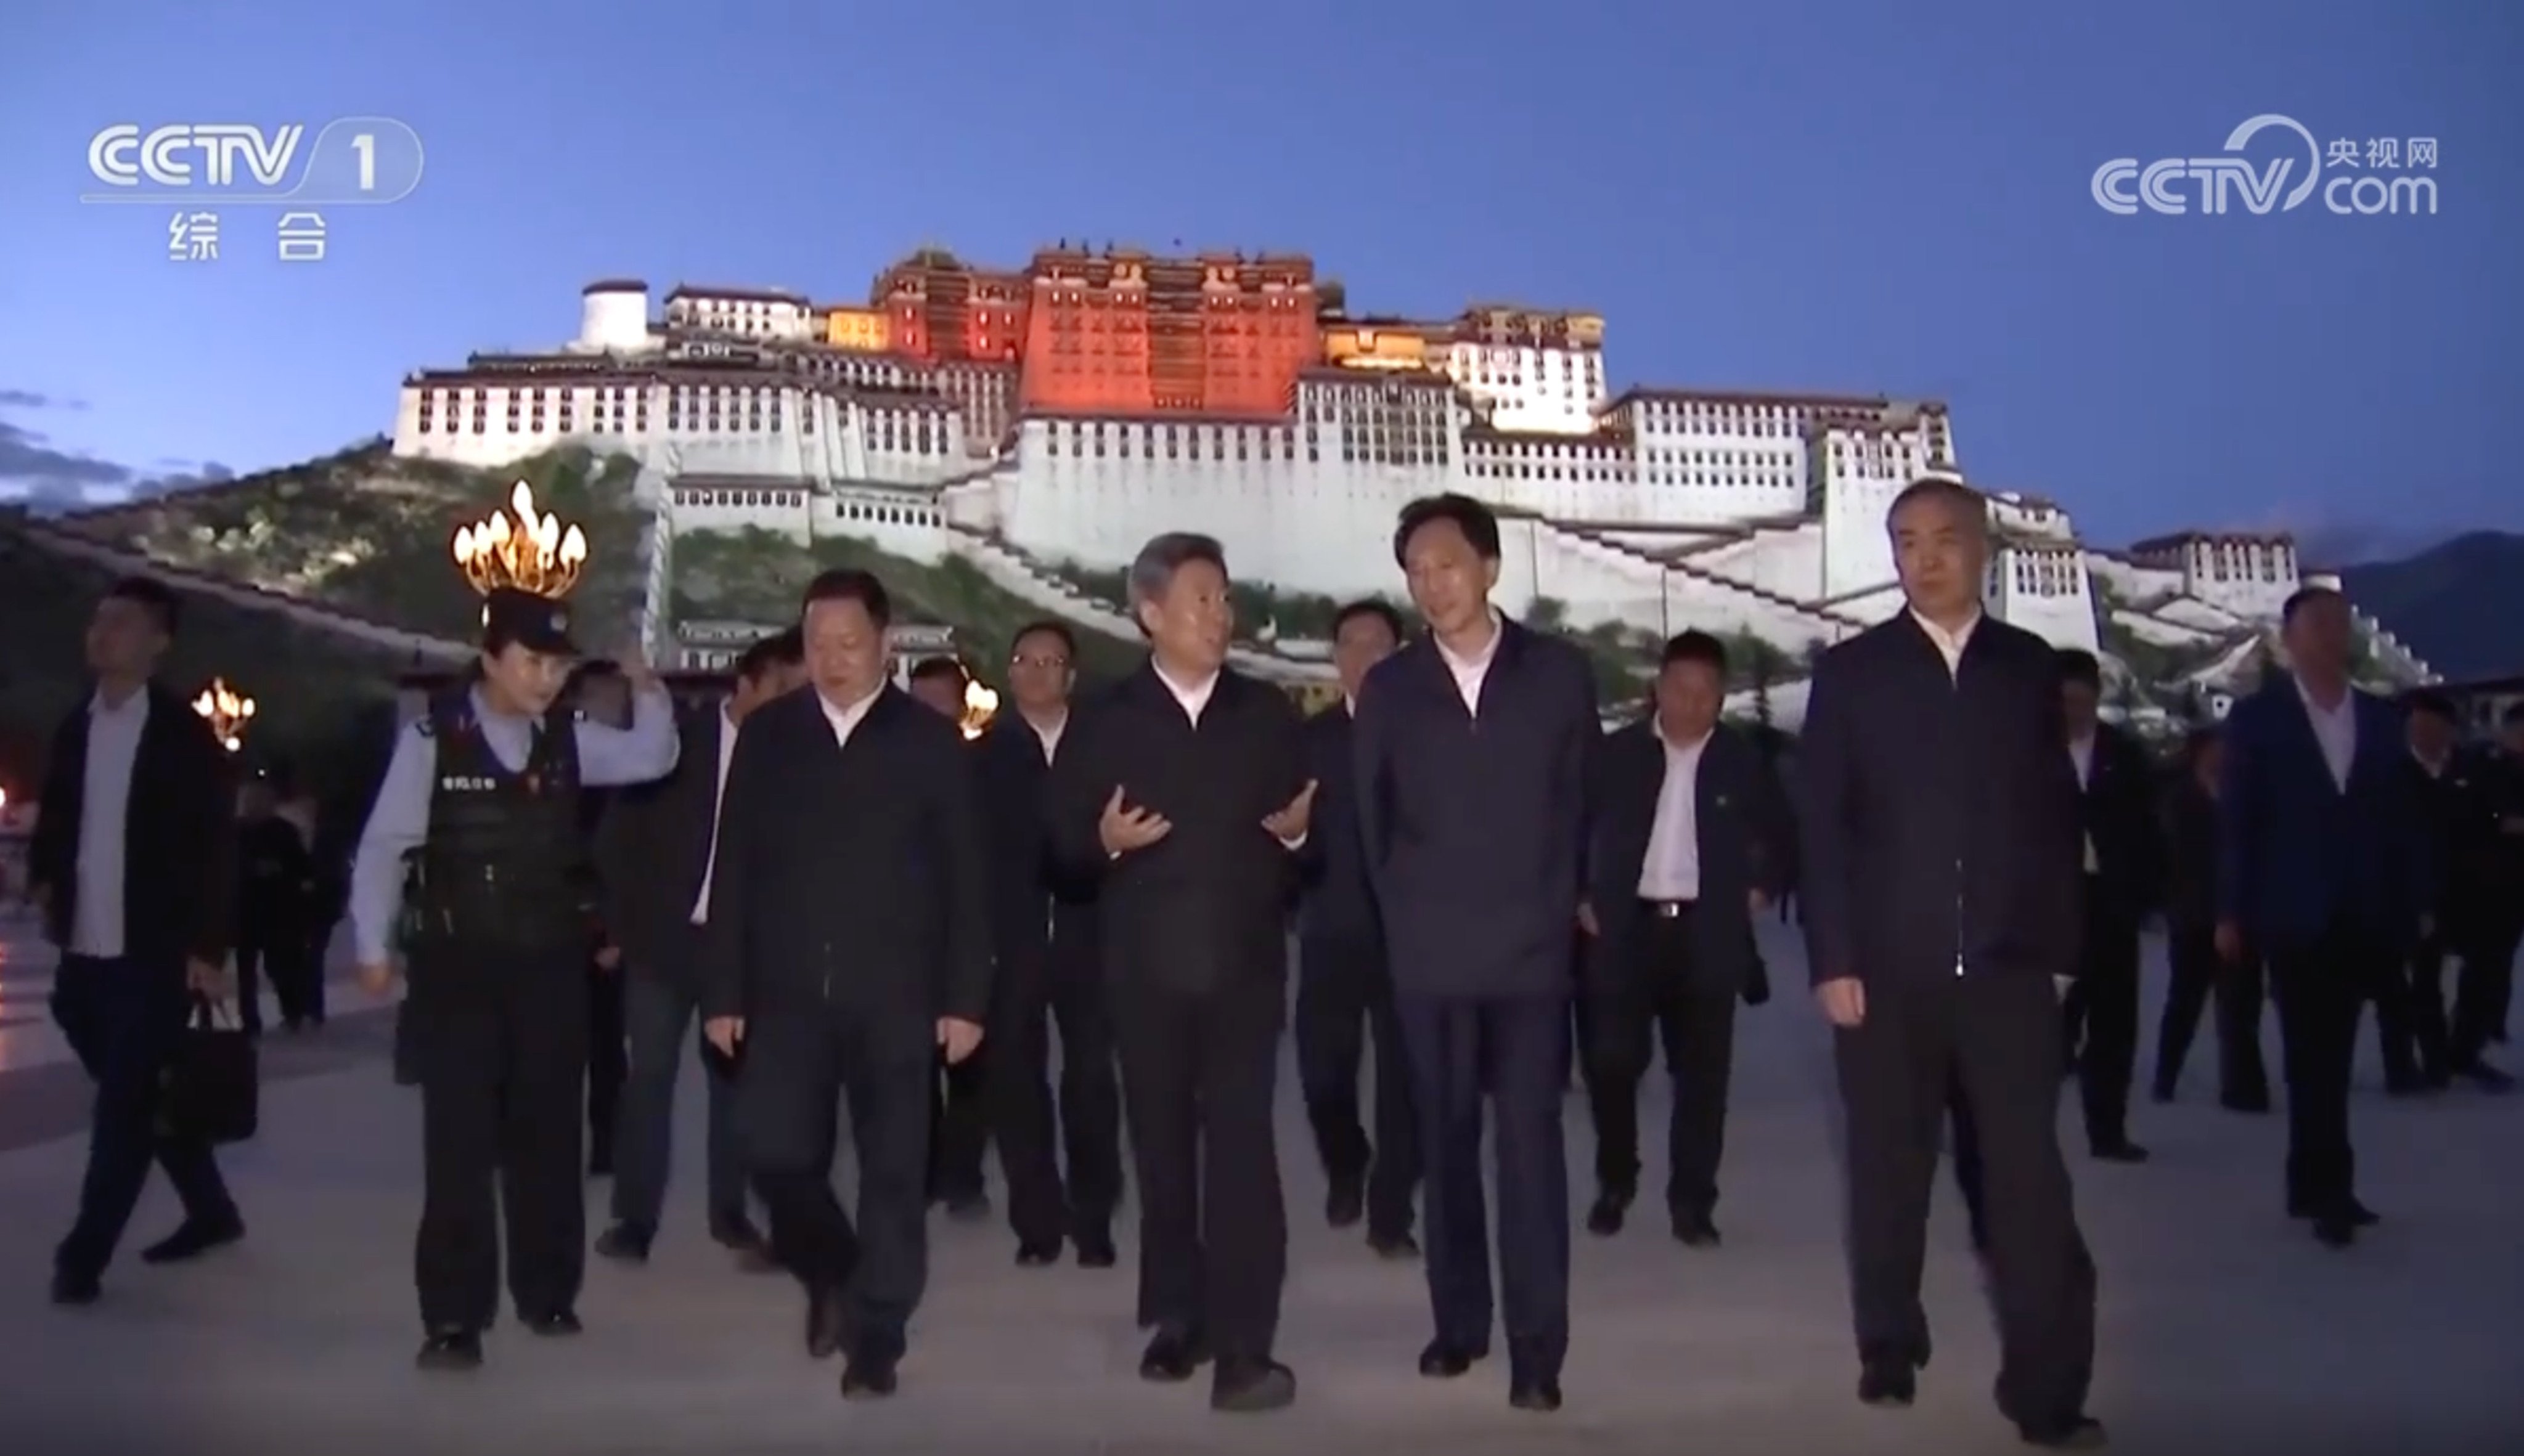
top-left (193, 678), bottom-right (255, 752)
top-left (959, 678), bottom-right (999, 741)
top-left (451, 479), bottom-right (589, 600)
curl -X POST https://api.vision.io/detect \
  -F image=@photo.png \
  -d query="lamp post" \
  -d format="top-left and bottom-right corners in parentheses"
top-left (958, 678), bottom-right (999, 741)
top-left (451, 479), bottom-right (589, 600)
top-left (193, 678), bottom-right (255, 752)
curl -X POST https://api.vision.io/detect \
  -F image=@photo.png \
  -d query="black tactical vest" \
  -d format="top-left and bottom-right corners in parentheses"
top-left (402, 685), bottom-right (596, 953)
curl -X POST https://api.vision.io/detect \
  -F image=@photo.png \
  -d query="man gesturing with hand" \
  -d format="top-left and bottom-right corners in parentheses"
top-left (1048, 532), bottom-right (1313, 1415)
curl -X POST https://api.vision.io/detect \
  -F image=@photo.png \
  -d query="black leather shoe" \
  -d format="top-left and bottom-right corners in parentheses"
top-left (594, 1222), bottom-right (653, 1263)
top-left (941, 1192), bottom-right (991, 1222)
top-left (1074, 1228), bottom-right (1117, 1268)
top-left (1015, 1239), bottom-right (1062, 1267)
top-left (139, 1215), bottom-right (244, 1264)
top-left (806, 1288), bottom-right (846, 1359)
top-left (1368, 1229), bottom-right (1421, 1259)
top-left (2220, 1092), bottom-right (2272, 1114)
top-left (523, 1308), bottom-right (582, 1336)
top-left (2311, 1213), bottom-right (2358, 1248)
top-left (1140, 1326), bottom-right (1212, 1382)
top-left (1858, 1359), bottom-right (1918, 1407)
top-left (2455, 1060), bottom-right (2515, 1092)
top-left (1325, 1176), bottom-right (1365, 1229)
top-left (840, 1348), bottom-right (900, 1399)
top-left (1508, 1375), bottom-right (1563, 1412)
top-left (1671, 1209), bottom-right (1720, 1247)
top-left (2089, 1139), bottom-right (2149, 1164)
top-left (1211, 1357), bottom-right (1295, 1412)
top-left (2019, 1413), bottom-right (2108, 1448)
top-left (49, 1268), bottom-right (100, 1307)
top-left (1417, 1339), bottom-right (1485, 1378)
top-left (1584, 1190), bottom-right (1630, 1237)
top-left (417, 1329), bottom-right (484, 1370)
top-left (2289, 1197), bottom-right (2379, 1227)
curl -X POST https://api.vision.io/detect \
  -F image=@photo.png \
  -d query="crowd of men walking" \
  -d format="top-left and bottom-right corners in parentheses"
top-left (21, 479), bottom-right (2519, 1450)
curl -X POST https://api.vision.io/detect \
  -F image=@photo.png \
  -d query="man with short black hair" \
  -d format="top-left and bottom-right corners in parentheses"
top-left (907, 656), bottom-right (992, 1212)
top-left (2399, 690), bottom-right (2512, 1091)
top-left (34, 576), bottom-right (245, 1308)
top-left (977, 617), bottom-right (1123, 1269)
top-left (1579, 629), bottom-right (1793, 1248)
top-left (594, 627), bottom-right (806, 1269)
top-left (1294, 597), bottom-right (1419, 1257)
top-left (907, 656), bottom-right (970, 722)
top-left (703, 569), bottom-right (992, 1397)
top-left (2051, 647), bottom-right (2162, 1161)
top-left (1048, 532), bottom-right (1313, 1413)
top-left (1356, 493), bottom-right (1598, 1413)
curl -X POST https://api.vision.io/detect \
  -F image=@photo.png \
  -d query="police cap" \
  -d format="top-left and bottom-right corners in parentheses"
top-left (480, 586), bottom-right (581, 657)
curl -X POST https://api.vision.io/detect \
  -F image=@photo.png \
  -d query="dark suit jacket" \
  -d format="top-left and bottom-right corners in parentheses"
top-left (700, 685), bottom-right (992, 1025)
top-left (1354, 619), bottom-right (1598, 1001)
top-left (971, 711), bottom-right (1098, 975)
top-left (2077, 720), bottom-right (2165, 927)
top-left (1293, 702), bottom-right (1379, 947)
top-left (2216, 678), bottom-right (2428, 954)
top-left (2159, 774), bottom-right (2221, 935)
top-left (29, 681), bottom-right (235, 966)
top-left (1045, 663), bottom-right (1309, 996)
top-left (1795, 614), bottom-right (2083, 989)
top-left (594, 702), bottom-right (727, 986)
top-left (1584, 720), bottom-right (1795, 996)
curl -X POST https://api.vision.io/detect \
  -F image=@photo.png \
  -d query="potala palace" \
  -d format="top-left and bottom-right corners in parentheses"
top-left (385, 245), bottom-right (2432, 722)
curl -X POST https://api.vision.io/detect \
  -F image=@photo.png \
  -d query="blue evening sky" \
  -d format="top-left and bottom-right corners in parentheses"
top-left (1, 0), bottom-right (2512, 561)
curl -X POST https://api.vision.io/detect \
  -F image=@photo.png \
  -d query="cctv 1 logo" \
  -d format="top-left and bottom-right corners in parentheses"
top-left (83, 118), bottom-right (423, 205)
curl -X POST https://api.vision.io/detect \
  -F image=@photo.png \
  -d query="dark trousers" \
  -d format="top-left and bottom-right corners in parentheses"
top-left (1580, 909), bottom-right (1738, 1216)
top-left (1946, 1071), bottom-right (1988, 1250)
top-left (2268, 927), bottom-right (2383, 1214)
top-left (986, 932), bottom-right (1122, 1247)
top-left (2451, 914), bottom-right (2521, 1065)
top-left (1294, 931), bottom-right (1418, 1240)
top-left (2057, 903), bottom-right (2141, 1147)
top-left (234, 923), bottom-right (313, 1031)
top-left (1397, 991), bottom-right (1571, 1378)
top-left (746, 1004), bottom-right (933, 1349)
top-left (610, 969), bottom-right (749, 1234)
top-left (51, 954), bottom-right (238, 1279)
top-left (587, 963), bottom-right (626, 1167)
top-left (1113, 975), bottom-right (1286, 1362)
top-left (1836, 972), bottom-right (2093, 1430)
top-left (2153, 923), bottom-right (2270, 1105)
top-left (928, 1051), bottom-right (989, 1205)
top-left (410, 944), bottom-right (590, 1332)
top-left (301, 919), bottom-right (334, 1024)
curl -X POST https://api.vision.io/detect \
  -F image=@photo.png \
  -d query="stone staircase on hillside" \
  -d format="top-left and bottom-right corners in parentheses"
top-left (1542, 521), bottom-right (1864, 642)
top-left (6, 512), bottom-right (473, 665)
top-left (940, 524), bottom-right (1333, 684)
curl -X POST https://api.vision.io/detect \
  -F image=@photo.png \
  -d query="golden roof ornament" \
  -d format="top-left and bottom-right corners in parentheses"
top-left (451, 480), bottom-right (589, 599)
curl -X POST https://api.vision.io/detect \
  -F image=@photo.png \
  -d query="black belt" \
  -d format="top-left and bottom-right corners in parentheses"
top-left (1638, 898), bottom-right (1697, 919)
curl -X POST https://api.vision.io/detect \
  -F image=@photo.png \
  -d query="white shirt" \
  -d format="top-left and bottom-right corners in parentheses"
top-left (1433, 609), bottom-right (1505, 715)
top-left (2295, 678), bottom-right (2357, 791)
top-left (1909, 608), bottom-right (1981, 679)
top-left (690, 705), bottom-right (741, 925)
top-left (1153, 663), bottom-right (1220, 726)
top-left (71, 686), bottom-right (150, 959)
top-left (1025, 710), bottom-right (1068, 763)
top-left (817, 681), bottom-right (886, 749)
top-left (1636, 724), bottom-right (1712, 901)
top-left (2068, 733), bottom-right (2101, 873)
top-left (2412, 748), bottom-right (2448, 780)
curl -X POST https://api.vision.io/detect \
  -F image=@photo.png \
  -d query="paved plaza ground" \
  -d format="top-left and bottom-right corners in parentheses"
top-left (1, 919), bottom-right (2518, 1455)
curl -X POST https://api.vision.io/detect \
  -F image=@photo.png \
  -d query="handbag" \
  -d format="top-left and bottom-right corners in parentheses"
top-left (161, 995), bottom-right (259, 1144)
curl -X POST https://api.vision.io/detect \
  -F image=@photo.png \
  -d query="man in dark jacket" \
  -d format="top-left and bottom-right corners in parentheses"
top-left (1798, 478), bottom-right (2100, 1447)
top-left (2152, 726), bottom-right (2269, 1110)
top-left (592, 628), bottom-right (803, 1268)
top-left (32, 577), bottom-right (244, 1306)
top-left (1046, 534), bottom-right (1313, 1415)
top-left (1293, 598), bottom-right (1418, 1257)
top-left (2052, 648), bottom-right (2163, 1160)
top-left (701, 571), bottom-right (991, 1398)
top-left (975, 620), bottom-right (1122, 1269)
top-left (2398, 691), bottom-right (2514, 1091)
top-left (1354, 494), bottom-right (1597, 1414)
top-left (234, 773), bottom-right (314, 1035)
top-left (907, 654), bottom-right (992, 1216)
top-left (1578, 630), bottom-right (1793, 1248)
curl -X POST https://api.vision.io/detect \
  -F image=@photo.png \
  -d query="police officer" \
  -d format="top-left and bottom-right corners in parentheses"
top-left (349, 587), bottom-right (680, 1371)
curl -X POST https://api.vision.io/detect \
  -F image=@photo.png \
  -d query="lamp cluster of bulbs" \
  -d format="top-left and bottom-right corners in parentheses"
top-left (192, 678), bottom-right (255, 752)
top-left (451, 480), bottom-right (589, 599)
top-left (959, 679), bottom-right (1000, 740)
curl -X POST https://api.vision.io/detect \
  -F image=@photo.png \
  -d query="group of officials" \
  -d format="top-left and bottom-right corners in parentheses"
top-left (29, 477), bottom-right (2515, 1450)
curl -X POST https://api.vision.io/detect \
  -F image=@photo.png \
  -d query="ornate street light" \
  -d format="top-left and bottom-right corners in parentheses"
top-left (193, 678), bottom-right (255, 752)
top-left (451, 479), bottom-right (589, 600)
top-left (959, 678), bottom-right (999, 741)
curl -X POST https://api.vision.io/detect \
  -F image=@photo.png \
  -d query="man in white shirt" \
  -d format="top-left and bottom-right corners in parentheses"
top-left (594, 627), bottom-right (805, 1267)
top-left (33, 578), bottom-right (245, 1308)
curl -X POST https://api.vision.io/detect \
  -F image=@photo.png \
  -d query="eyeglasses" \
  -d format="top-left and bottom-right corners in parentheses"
top-left (1011, 654), bottom-right (1071, 671)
